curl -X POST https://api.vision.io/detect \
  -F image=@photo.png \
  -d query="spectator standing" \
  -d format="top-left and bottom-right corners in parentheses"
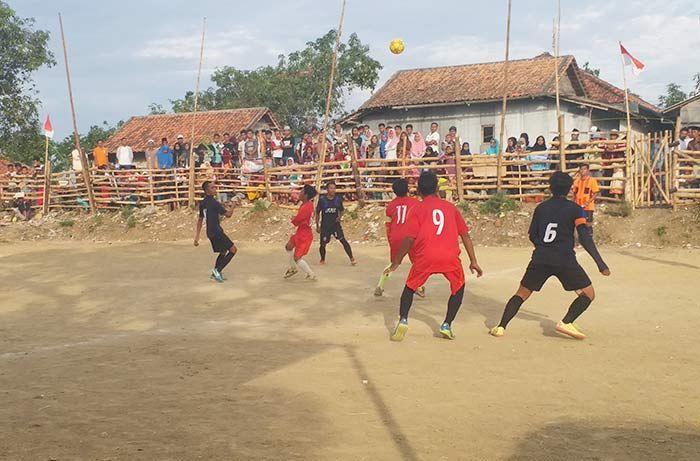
top-left (156, 138), bottom-right (175, 169)
top-left (485, 138), bottom-right (499, 155)
top-left (71, 148), bottom-right (83, 172)
top-left (116, 138), bottom-right (134, 169)
top-left (688, 127), bottom-right (700, 151)
top-left (209, 133), bottom-right (223, 167)
top-left (281, 126), bottom-right (296, 164)
top-left (425, 122), bottom-right (440, 154)
top-left (572, 164), bottom-right (599, 232)
top-left (145, 139), bottom-right (158, 169)
top-left (378, 123), bottom-right (388, 159)
top-left (93, 140), bottom-right (109, 168)
top-left (565, 128), bottom-right (582, 170)
top-left (32, 158), bottom-right (43, 174)
top-left (676, 128), bottom-right (690, 151)
top-left (173, 135), bottom-right (188, 167)
top-left (528, 135), bottom-right (549, 171)
top-left (405, 124), bottom-right (415, 142)
top-left (397, 131), bottom-right (412, 161)
top-left (385, 128), bottom-right (399, 161)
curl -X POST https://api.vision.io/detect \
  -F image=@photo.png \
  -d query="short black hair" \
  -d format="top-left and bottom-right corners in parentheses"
top-left (213, 133), bottom-right (220, 137)
top-left (394, 125), bottom-right (402, 129)
top-left (303, 184), bottom-right (318, 200)
top-left (392, 178), bottom-right (409, 197)
top-left (449, 126), bottom-right (457, 132)
top-left (378, 123), bottom-right (386, 127)
top-left (549, 171), bottom-right (573, 196)
top-left (326, 180), bottom-right (336, 187)
top-left (405, 124), bottom-right (413, 129)
top-left (202, 180), bottom-right (211, 192)
top-left (161, 137), bottom-right (168, 142)
top-left (572, 128), bottom-right (580, 133)
top-left (579, 164), bottom-right (590, 170)
top-left (417, 171), bottom-right (438, 196)
top-left (680, 127), bottom-right (689, 132)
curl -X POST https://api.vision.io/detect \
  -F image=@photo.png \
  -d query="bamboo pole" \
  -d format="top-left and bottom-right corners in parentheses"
top-left (454, 139), bottom-right (465, 201)
top-left (315, 0), bottom-right (346, 195)
top-left (558, 115), bottom-right (566, 171)
top-left (401, 138), bottom-right (408, 178)
top-left (42, 135), bottom-right (51, 213)
top-left (58, 13), bottom-right (95, 213)
top-left (619, 42), bottom-right (634, 208)
top-left (188, 17), bottom-right (206, 208)
top-left (496, 0), bottom-right (512, 193)
top-left (554, 0), bottom-right (562, 117)
top-left (347, 134), bottom-right (365, 205)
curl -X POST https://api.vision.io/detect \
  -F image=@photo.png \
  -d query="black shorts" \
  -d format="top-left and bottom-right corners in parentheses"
top-left (320, 224), bottom-right (345, 243)
top-left (208, 232), bottom-right (234, 253)
top-left (521, 260), bottom-right (592, 292)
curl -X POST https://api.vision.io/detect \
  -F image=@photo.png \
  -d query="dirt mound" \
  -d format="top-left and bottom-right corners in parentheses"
top-left (2, 201), bottom-right (699, 249)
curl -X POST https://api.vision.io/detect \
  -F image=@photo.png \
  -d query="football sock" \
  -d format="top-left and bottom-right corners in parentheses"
top-left (287, 250), bottom-right (296, 268)
top-left (215, 252), bottom-right (226, 272)
top-left (339, 238), bottom-right (354, 259)
top-left (217, 251), bottom-right (235, 273)
top-left (296, 258), bottom-right (314, 277)
top-left (377, 271), bottom-right (391, 289)
top-left (319, 239), bottom-right (327, 261)
top-left (399, 286), bottom-right (415, 320)
top-left (562, 295), bottom-right (592, 324)
top-left (499, 295), bottom-right (525, 328)
top-left (444, 285), bottom-right (465, 325)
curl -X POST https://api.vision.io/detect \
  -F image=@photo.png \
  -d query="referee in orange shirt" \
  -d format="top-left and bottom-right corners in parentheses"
top-left (572, 164), bottom-right (599, 232)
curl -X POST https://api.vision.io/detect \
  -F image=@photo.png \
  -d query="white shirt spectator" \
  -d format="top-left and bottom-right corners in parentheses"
top-left (71, 149), bottom-right (83, 171)
top-left (425, 131), bottom-right (441, 154)
top-left (116, 144), bottom-right (134, 167)
top-left (679, 136), bottom-right (691, 151)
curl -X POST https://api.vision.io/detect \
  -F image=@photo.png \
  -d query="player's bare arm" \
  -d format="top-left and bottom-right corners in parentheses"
top-left (576, 224), bottom-right (610, 276)
top-left (460, 233), bottom-right (483, 277)
top-left (386, 236), bottom-right (415, 273)
top-left (315, 210), bottom-right (321, 233)
top-left (194, 216), bottom-right (203, 246)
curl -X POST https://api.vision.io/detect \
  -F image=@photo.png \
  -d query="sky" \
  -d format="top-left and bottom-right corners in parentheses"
top-left (11, 0), bottom-right (699, 139)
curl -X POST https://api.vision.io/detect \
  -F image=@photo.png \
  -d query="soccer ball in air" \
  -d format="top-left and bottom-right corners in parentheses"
top-left (389, 39), bottom-right (405, 55)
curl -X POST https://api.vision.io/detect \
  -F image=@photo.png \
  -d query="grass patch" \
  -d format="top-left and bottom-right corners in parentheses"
top-left (692, 203), bottom-right (700, 224)
top-left (120, 206), bottom-right (136, 221)
top-left (251, 199), bottom-right (268, 213)
top-left (478, 193), bottom-right (518, 215)
top-left (655, 225), bottom-right (667, 238)
top-left (457, 201), bottom-right (471, 214)
top-left (126, 215), bottom-right (137, 229)
top-left (604, 202), bottom-right (633, 217)
top-left (346, 209), bottom-right (358, 220)
top-left (92, 214), bottom-right (104, 227)
top-left (59, 218), bottom-right (75, 228)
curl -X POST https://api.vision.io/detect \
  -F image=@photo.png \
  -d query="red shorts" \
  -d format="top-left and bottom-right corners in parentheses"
top-left (405, 264), bottom-right (465, 295)
top-left (289, 231), bottom-right (312, 258)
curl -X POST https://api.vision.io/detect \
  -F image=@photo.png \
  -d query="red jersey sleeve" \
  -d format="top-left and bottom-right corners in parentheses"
top-left (292, 202), bottom-right (311, 226)
top-left (455, 207), bottom-right (469, 236)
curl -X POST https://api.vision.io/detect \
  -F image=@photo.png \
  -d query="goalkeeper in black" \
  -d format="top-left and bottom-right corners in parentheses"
top-left (490, 172), bottom-right (611, 340)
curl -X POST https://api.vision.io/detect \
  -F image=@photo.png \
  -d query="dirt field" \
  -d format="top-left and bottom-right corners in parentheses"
top-left (1, 240), bottom-right (699, 460)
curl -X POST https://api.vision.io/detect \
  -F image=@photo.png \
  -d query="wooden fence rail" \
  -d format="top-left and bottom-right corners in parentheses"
top-left (2, 135), bottom-right (699, 212)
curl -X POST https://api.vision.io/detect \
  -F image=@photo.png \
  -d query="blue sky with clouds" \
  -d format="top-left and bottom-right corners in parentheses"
top-left (11, 0), bottom-right (699, 139)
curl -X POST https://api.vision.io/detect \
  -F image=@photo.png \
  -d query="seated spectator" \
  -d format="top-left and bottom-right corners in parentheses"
top-left (11, 192), bottom-right (33, 221)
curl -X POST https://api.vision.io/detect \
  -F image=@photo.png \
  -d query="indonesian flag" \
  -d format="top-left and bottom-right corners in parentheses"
top-left (620, 43), bottom-right (645, 75)
top-left (43, 114), bottom-right (54, 139)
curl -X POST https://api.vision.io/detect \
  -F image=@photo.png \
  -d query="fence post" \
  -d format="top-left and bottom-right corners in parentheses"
top-left (42, 137), bottom-right (52, 214)
top-left (454, 140), bottom-right (464, 202)
top-left (558, 115), bottom-right (566, 172)
top-left (347, 134), bottom-right (365, 206)
top-left (624, 131), bottom-right (634, 208)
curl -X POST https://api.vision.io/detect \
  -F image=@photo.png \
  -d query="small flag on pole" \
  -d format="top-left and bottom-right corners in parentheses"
top-left (43, 114), bottom-right (54, 139)
top-left (619, 43), bottom-right (645, 75)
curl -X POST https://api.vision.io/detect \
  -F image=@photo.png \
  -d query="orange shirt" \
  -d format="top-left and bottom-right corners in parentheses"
top-left (572, 176), bottom-right (600, 211)
top-left (93, 147), bottom-right (108, 167)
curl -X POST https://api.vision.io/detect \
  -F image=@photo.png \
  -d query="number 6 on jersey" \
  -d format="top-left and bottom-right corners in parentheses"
top-left (432, 209), bottom-right (445, 235)
top-left (543, 222), bottom-right (558, 243)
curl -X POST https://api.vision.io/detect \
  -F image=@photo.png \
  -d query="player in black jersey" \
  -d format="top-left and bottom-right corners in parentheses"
top-left (315, 181), bottom-right (356, 265)
top-left (490, 172), bottom-right (610, 340)
top-left (194, 181), bottom-right (237, 283)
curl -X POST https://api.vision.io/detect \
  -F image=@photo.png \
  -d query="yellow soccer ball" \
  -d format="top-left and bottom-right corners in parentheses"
top-left (389, 39), bottom-right (405, 55)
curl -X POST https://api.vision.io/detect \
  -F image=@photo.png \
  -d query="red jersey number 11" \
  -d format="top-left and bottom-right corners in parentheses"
top-left (395, 205), bottom-right (408, 224)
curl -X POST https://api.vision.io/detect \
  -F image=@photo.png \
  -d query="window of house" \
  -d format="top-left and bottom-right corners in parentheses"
top-left (481, 125), bottom-right (495, 143)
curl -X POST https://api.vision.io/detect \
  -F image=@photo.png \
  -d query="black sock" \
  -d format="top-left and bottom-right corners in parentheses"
top-left (215, 252), bottom-right (227, 272)
top-left (399, 286), bottom-right (415, 320)
top-left (499, 295), bottom-right (525, 328)
top-left (219, 251), bottom-right (235, 272)
top-left (562, 295), bottom-right (592, 324)
top-left (319, 240), bottom-right (327, 261)
top-left (444, 285), bottom-right (465, 325)
top-left (339, 238), bottom-right (354, 259)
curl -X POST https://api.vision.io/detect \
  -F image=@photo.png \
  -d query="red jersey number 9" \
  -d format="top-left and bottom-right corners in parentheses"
top-left (432, 209), bottom-right (445, 235)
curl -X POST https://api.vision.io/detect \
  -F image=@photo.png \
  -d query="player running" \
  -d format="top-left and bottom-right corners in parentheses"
top-left (194, 181), bottom-right (237, 283)
top-left (374, 178), bottom-right (424, 297)
top-left (385, 171), bottom-right (483, 341)
top-left (489, 171), bottom-right (611, 340)
top-left (315, 181), bottom-right (356, 265)
top-left (284, 184), bottom-right (318, 281)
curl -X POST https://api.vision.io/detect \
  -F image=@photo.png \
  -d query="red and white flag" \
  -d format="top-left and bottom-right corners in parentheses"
top-left (619, 43), bottom-right (645, 75)
top-left (43, 114), bottom-right (54, 139)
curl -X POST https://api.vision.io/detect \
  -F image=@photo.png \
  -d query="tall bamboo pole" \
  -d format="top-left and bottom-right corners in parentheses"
top-left (42, 135), bottom-right (51, 213)
top-left (347, 134), bottom-right (365, 205)
top-left (188, 17), bottom-right (207, 208)
top-left (619, 42), bottom-right (634, 207)
top-left (496, 0), bottom-right (512, 192)
top-left (58, 13), bottom-right (95, 213)
top-left (554, 0), bottom-right (561, 116)
top-left (315, 0), bottom-right (347, 194)
top-left (454, 137), bottom-right (464, 201)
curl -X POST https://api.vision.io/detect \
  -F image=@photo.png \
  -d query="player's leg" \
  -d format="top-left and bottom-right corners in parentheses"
top-left (294, 237), bottom-right (316, 281)
top-left (556, 284), bottom-right (595, 340)
top-left (218, 243), bottom-right (238, 275)
top-left (439, 268), bottom-right (466, 339)
top-left (319, 232), bottom-right (328, 264)
top-left (391, 268), bottom-right (429, 341)
top-left (284, 238), bottom-right (299, 278)
top-left (490, 261), bottom-right (549, 337)
top-left (375, 242), bottom-right (396, 297)
top-left (335, 226), bottom-right (356, 265)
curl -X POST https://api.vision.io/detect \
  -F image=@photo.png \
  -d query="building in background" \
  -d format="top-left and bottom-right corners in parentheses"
top-left (345, 53), bottom-right (662, 150)
top-left (662, 94), bottom-right (700, 129)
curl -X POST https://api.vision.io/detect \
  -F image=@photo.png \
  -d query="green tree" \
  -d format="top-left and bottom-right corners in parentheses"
top-left (582, 61), bottom-right (600, 77)
top-left (691, 73), bottom-right (700, 97)
top-left (658, 83), bottom-right (688, 108)
top-left (0, 1), bottom-right (55, 163)
top-left (148, 102), bottom-right (167, 115)
top-left (170, 30), bottom-right (382, 133)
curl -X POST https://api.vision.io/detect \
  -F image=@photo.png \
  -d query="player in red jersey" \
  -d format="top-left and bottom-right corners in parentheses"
top-left (284, 184), bottom-right (318, 281)
top-left (385, 171), bottom-right (483, 341)
top-left (374, 178), bottom-right (424, 297)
